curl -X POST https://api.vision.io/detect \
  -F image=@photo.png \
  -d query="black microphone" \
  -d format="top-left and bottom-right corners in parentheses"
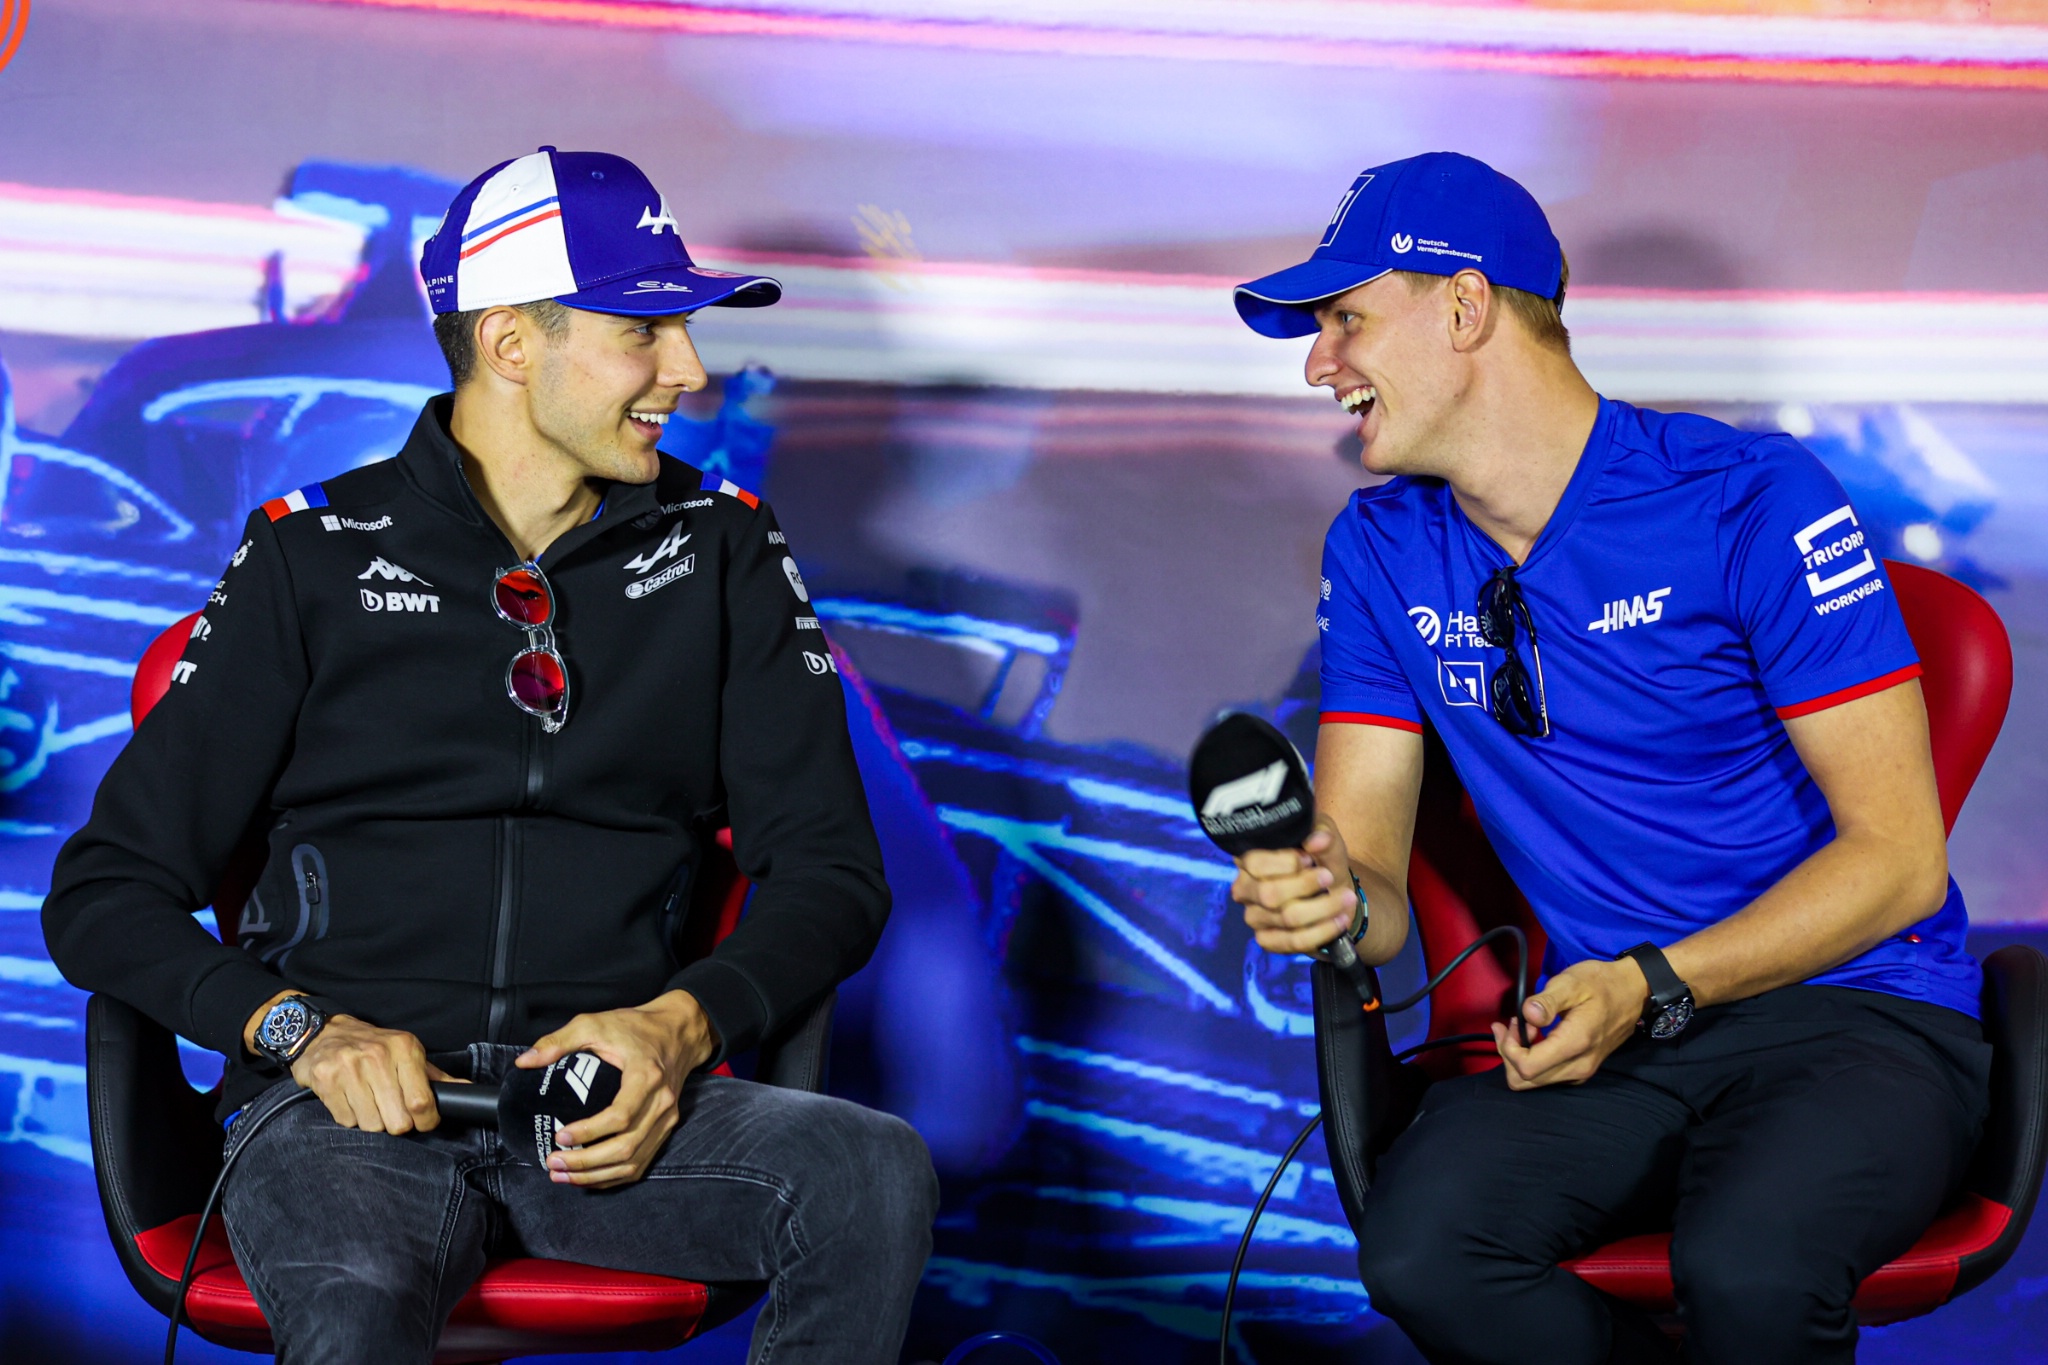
top-left (430, 1051), bottom-right (623, 1164)
top-left (1189, 712), bottom-right (1378, 1010)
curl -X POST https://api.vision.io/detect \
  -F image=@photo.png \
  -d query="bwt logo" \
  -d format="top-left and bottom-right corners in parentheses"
top-left (361, 589), bottom-right (440, 613)
top-left (0, 0), bottom-right (28, 78)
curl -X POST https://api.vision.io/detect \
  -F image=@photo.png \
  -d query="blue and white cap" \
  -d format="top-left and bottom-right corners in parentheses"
top-left (419, 147), bottom-right (780, 317)
top-left (1235, 152), bottom-right (1562, 339)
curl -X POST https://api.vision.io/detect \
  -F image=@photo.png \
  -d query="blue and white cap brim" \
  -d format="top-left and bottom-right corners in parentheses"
top-left (557, 262), bottom-right (782, 317)
top-left (1233, 258), bottom-right (1392, 339)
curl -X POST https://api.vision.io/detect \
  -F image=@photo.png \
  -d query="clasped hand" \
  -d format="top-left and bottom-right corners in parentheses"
top-left (1490, 956), bottom-right (1651, 1090)
top-left (284, 989), bottom-right (718, 1189)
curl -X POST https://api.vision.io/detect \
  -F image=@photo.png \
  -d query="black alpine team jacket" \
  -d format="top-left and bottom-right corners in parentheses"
top-left (44, 397), bottom-right (889, 1116)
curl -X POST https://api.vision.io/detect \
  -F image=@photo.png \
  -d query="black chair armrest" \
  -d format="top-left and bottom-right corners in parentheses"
top-left (86, 993), bottom-right (226, 1315)
top-left (753, 990), bottom-right (835, 1094)
top-left (1311, 961), bottom-right (1422, 1232)
top-left (1956, 944), bottom-right (2048, 1296)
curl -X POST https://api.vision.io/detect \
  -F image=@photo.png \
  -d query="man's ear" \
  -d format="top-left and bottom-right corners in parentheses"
top-left (1446, 270), bottom-right (1496, 353)
top-left (474, 306), bottom-right (538, 388)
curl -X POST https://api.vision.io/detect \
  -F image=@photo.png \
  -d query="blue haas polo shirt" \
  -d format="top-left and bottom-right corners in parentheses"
top-left (1318, 397), bottom-right (1979, 1017)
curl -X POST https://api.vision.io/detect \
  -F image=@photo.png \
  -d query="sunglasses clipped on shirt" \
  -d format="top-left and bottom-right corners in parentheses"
top-left (1476, 566), bottom-right (1551, 739)
top-left (493, 562), bottom-right (570, 734)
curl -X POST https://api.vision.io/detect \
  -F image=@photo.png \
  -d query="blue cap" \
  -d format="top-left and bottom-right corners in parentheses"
top-left (419, 147), bottom-right (780, 318)
top-left (1234, 152), bottom-right (1562, 339)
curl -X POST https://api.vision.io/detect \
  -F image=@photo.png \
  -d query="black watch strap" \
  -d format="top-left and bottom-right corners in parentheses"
top-left (254, 994), bottom-right (329, 1068)
top-left (1619, 942), bottom-right (1694, 1039)
top-left (1621, 942), bottom-right (1682, 1002)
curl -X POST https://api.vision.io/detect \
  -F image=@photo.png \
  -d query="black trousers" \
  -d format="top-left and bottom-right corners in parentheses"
top-left (1354, 985), bottom-right (1991, 1365)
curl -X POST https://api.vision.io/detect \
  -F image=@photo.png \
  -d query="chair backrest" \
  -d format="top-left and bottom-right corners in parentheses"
top-left (1410, 560), bottom-right (2013, 1074)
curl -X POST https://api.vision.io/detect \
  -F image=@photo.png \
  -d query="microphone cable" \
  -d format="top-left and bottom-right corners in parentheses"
top-left (165, 1088), bottom-right (317, 1365)
top-left (1217, 924), bottom-right (1529, 1365)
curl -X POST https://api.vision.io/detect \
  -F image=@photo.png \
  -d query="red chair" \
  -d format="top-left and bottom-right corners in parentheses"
top-left (86, 613), bottom-right (835, 1361)
top-left (1313, 560), bottom-right (2046, 1329)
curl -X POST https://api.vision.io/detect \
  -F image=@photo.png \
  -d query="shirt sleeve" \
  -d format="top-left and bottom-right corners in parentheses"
top-left (666, 499), bottom-right (890, 1064)
top-left (1718, 437), bottom-right (1922, 717)
top-left (43, 510), bottom-right (318, 1059)
top-left (1318, 503), bottom-right (1424, 732)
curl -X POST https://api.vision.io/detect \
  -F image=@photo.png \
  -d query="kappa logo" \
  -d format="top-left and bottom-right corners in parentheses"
top-left (230, 540), bottom-right (252, 568)
top-left (1439, 659), bottom-right (1486, 709)
top-left (624, 524), bottom-right (690, 575)
top-left (321, 514), bottom-right (393, 532)
top-left (1390, 232), bottom-right (1414, 254)
top-left (189, 616), bottom-right (212, 642)
top-left (562, 1052), bottom-right (602, 1104)
top-left (782, 556), bottom-right (810, 603)
top-left (625, 555), bottom-right (696, 599)
top-left (1408, 605), bottom-right (1442, 646)
top-left (1588, 587), bottom-right (1672, 634)
top-left (1200, 759), bottom-right (1287, 820)
top-left (170, 660), bottom-right (197, 685)
top-left (357, 558), bottom-right (433, 586)
top-left (803, 650), bottom-right (838, 676)
top-left (637, 197), bottom-right (678, 235)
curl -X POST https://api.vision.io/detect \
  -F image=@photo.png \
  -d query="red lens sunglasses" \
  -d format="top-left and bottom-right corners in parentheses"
top-left (492, 563), bottom-right (570, 733)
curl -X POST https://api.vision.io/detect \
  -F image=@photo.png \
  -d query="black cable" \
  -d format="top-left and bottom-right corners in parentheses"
top-left (1218, 1109), bottom-right (1323, 1365)
top-left (1216, 922), bottom-right (1533, 1363)
top-left (166, 1089), bottom-right (317, 1365)
top-left (1391, 1031), bottom-right (1494, 1064)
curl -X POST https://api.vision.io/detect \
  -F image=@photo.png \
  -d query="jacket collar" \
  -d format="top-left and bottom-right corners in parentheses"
top-left (396, 396), bottom-right (662, 561)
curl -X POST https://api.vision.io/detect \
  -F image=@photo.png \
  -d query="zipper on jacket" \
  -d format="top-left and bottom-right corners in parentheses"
top-left (485, 816), bottom-right (518, 1043)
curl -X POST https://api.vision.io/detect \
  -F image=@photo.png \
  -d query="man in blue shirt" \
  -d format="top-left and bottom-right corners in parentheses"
top-left (1230, 153), bottom-right (1989, 1364)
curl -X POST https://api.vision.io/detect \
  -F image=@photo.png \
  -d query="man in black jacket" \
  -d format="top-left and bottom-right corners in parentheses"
top-left (44, 148), bottom-right (937, 1364)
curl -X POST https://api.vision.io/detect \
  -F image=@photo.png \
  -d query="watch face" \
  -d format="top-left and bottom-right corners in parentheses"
top-left (262, 1001), bottom-right (310, 1053)
top-left (1647, 994), bottom-right (1694, 1040)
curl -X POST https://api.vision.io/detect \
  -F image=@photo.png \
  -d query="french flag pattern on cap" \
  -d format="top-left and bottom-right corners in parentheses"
top-left (698, 469), bottom-right (760, 508)
top-left (448, 152), bottom-right (577, 312)
top-left (262, 484), bottom-right (329, 522)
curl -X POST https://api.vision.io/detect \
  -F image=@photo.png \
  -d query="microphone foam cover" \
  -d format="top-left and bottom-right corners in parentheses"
top-left (1188, 712), bottom-right (1316, 856)
top-left (497, 1052), bottom-right (623, 1165)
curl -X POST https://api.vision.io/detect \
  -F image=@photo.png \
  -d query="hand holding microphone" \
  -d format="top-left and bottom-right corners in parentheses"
top-left (1189, 713), bottom-right (1378, 1011)
top-left (431, 1052), bottom-right (624, 1165)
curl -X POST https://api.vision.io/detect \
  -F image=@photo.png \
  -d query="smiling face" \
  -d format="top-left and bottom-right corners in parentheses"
top-left (523, 308), bottom-right (708, 485)
top-left (1303, 272), bottom-right (1475, 479)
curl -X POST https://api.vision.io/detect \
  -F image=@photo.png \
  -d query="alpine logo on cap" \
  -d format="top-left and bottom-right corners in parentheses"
top-left (638, 197), bottom-right (678, 235)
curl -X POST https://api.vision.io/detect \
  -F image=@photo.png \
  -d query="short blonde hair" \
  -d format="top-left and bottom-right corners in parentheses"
top-left (1398, 254), bottom-right (1571, 355)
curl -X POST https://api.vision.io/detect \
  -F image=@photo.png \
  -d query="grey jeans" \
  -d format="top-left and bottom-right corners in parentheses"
top-left (220, 1044), bottom-right (939, 1365)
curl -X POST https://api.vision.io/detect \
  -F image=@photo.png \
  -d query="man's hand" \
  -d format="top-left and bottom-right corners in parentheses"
top-left (518, 989), bottom-right (720, 1189)
top-left (289, 1014), bottom-right (454, 1134)
top-left (1490, 957), bottom-right (1649, 1090)
top-left (1233, 815), bottom-right (1360, 957)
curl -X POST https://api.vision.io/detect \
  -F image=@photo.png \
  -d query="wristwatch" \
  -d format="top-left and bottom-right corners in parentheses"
top-left (1347, 870), bottom-right (1371, 944)
top-left (253, 994), bottom-right (329, 1068)
top-left (1618, 943), bottom-right (1694, 1040)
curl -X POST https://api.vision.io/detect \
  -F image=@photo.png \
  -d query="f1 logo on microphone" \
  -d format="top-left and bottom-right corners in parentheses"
top-left (562, 1053), bottom-right (601, 1104)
